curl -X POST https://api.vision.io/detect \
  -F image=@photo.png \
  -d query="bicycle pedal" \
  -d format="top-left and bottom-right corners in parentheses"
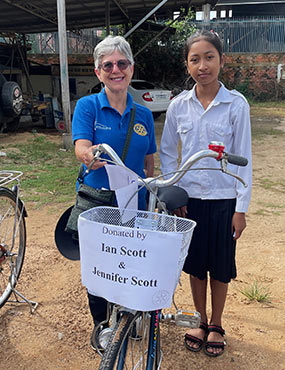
top-left (174, 310), bottom-right (201, 328)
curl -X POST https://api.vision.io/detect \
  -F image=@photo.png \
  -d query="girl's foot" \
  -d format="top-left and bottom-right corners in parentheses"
top-left (204, 324), bottom-right (226, 357)
top-left (184, 322), bottom-right (208, 352)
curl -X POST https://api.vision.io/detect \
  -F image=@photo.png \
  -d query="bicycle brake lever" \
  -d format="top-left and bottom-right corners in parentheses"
top-left (220, 159), bottom-right (248, 187)
top-left (85, 146), bottom-right (104, 174)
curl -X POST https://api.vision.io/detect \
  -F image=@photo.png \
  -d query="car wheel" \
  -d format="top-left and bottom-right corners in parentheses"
top-left (152, 112), bottom-right (161, 120)
top-left (1, 81), bottom-right (23, 117)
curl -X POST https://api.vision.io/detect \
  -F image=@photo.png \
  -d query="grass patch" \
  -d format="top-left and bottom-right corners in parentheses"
top-left (240, 281), bottom-right (272, 303)
top-left (251, 118), bottom-right (285, 139)
top-left (1, 135), bottom-right (79, 207)
top-left (249, 100), bottom-right (285, 108)
top-left (253, 209), bottom-right (281, 216)
top-left (250, 101), bottom-right (285, 120)
top-left (250, 101), bottom-right (285, 139)
top-left (257, 201), bottom-right (284, 209)
top-left (258, 178), bottom-right (285, 193)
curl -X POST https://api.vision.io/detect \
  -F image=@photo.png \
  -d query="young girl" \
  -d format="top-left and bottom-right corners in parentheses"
top-left (159, 30), bottom-right (252, 357)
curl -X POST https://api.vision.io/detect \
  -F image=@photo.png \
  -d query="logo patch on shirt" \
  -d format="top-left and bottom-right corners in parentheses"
top-left (94, 121), bottom-right (111, 131)
top-left (134, 123), bottom-right (147, 136)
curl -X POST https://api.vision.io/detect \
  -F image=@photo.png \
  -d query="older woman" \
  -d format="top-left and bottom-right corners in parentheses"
top-left (72, 35), bottom-right (157, 351)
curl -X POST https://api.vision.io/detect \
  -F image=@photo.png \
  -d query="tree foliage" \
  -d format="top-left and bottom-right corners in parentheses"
top-left (125, 9), bottom-right (196, 89)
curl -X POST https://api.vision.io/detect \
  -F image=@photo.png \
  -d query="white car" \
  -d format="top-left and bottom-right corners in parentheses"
top-left (91, 79), bottom-right (173, 119)
top-left (128, 80), bottom-right (173, 118)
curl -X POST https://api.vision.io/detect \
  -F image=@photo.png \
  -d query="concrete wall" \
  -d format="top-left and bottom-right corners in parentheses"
top-left (221, 53), bottom-right (285, 100)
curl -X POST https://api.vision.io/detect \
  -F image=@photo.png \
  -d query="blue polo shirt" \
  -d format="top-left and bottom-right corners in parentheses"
top-left (72, 89), bottom-right (157, 210)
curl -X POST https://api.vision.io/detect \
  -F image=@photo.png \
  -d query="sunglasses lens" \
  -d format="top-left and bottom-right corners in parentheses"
top-left (102, 62), bottom-right (113, 72)
top-left (101, 60), bottom-right (130, 72)
top-left (117, 60), bottom-right (129, 70)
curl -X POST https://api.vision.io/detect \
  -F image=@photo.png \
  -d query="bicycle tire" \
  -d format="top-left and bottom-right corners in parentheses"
top-left (0, 187), bottom-right (26, 308)
top-left (99, 310), bottom-right (161, 370)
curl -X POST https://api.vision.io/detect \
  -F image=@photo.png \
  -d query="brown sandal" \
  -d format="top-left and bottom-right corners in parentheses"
top-left (184, 322), bottom-right (208, 352)
top-left (203, 325), bottom-right (226, 357)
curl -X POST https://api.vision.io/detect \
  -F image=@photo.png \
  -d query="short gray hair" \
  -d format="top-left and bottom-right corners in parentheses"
top-left (93, 35), bottom-right (134, 69)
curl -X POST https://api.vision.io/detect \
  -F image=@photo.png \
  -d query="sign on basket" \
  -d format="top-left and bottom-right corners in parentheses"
top-left (78, 207), bottom-right (196, 311)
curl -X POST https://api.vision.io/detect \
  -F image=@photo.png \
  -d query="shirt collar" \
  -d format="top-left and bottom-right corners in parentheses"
top-left (182, 82), bottom-right (234, 105)
top-left (98, 88), bottom-right (134, 114)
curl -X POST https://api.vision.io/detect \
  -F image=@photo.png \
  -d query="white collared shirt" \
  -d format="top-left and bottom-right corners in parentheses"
top-left (159, 83), bottom-right (252, 212)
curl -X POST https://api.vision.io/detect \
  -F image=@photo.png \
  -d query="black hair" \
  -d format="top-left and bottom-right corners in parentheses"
top-left (183, 30), bottom-right (223, 89)
top-left (184, 29), bottom-right (223, 62)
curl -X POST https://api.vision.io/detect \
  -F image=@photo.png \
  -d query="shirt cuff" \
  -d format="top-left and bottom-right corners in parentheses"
top-left (235, 200), bottom-right (249, 213)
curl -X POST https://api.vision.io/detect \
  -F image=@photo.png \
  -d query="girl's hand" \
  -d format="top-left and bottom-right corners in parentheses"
top-left (173, 206), bottom-right (187, 218)
top-left (232, 212), bottom-right (246, 240)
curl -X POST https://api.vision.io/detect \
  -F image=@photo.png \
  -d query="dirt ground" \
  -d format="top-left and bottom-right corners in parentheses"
top-left (0, 111), bottom-right (285, 370)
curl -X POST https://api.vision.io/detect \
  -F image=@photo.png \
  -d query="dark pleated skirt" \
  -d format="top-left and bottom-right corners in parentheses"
top-left (183, 198), bottom-right (237, 283)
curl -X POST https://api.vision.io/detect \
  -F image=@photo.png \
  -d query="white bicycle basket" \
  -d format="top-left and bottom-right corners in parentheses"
top-left (78, 206), bottom-right (196, 311)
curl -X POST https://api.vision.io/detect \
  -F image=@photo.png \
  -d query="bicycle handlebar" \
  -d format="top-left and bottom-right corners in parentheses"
top-left (89, 143), bottom-right (248, 188)
top-left (225, 153), bottom-right (248, 167)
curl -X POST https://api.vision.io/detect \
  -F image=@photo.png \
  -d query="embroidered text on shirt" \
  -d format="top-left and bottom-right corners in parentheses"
top-left (94, 121), bottom-right (111, 131)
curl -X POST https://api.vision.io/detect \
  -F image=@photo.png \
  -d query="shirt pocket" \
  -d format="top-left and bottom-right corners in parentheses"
top-left (177, 121), bottom-right (194, 150)
top-left (177, 120), bottom-right (193, 135)
top-left (210, 121), bottom-right (232, 139)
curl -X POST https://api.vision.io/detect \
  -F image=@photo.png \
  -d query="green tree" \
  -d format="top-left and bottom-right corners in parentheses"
top-left (125, 9), bottom-right (196, 89)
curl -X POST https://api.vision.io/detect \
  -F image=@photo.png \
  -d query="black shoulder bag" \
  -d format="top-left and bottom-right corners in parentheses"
top-left (65, 105), bottom-right (136, 234)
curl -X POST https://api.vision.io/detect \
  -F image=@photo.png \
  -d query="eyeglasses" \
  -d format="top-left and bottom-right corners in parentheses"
top-left (99, 59), bottom-right (131, 73)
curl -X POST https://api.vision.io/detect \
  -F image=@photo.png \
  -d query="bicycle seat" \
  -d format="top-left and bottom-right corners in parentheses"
top-left (157, 185), bottom-right (189, 212)
top-left (54, 206), bottom-right (80, 261)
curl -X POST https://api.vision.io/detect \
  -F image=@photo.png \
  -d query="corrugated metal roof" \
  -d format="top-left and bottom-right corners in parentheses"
top-left (0, 0), bottom-right (217, 34)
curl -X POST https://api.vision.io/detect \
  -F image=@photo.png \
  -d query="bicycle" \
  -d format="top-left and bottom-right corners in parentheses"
top-left (0, 170), bottom-right (37, 312)
top-left (77, 141), bottom-right (248, 370)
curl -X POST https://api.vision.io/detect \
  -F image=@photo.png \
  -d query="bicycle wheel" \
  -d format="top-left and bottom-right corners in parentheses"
top-left (99, 310), bottom-right (161, 370)
top-left (0, 187), bottom-right (26, 308)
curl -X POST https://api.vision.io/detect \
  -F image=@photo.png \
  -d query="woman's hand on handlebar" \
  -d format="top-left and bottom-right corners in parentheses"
top-left (85, 145), bottom-right (107, 170)
top-left (75, 140), bottom-right (107, 170)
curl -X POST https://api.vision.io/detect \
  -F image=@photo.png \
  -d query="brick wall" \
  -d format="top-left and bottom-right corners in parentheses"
top-left (221, 53), bottom-right (285, 100)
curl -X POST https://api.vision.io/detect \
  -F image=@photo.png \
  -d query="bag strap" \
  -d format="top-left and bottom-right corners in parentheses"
top-left (121, 104), bottom-right (136, 163)
top-left (78, 104), bottom-right (136, 183)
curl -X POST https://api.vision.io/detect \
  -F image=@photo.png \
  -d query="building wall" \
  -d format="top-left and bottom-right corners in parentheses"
top-left (52, 75), bottom-right (99, 100)
top-left (28, 75), bottom-right (53, 96)
top-left (221, 53), bottom-right (285, 100)
top-left (27, 72), bottom-right (98, 103)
